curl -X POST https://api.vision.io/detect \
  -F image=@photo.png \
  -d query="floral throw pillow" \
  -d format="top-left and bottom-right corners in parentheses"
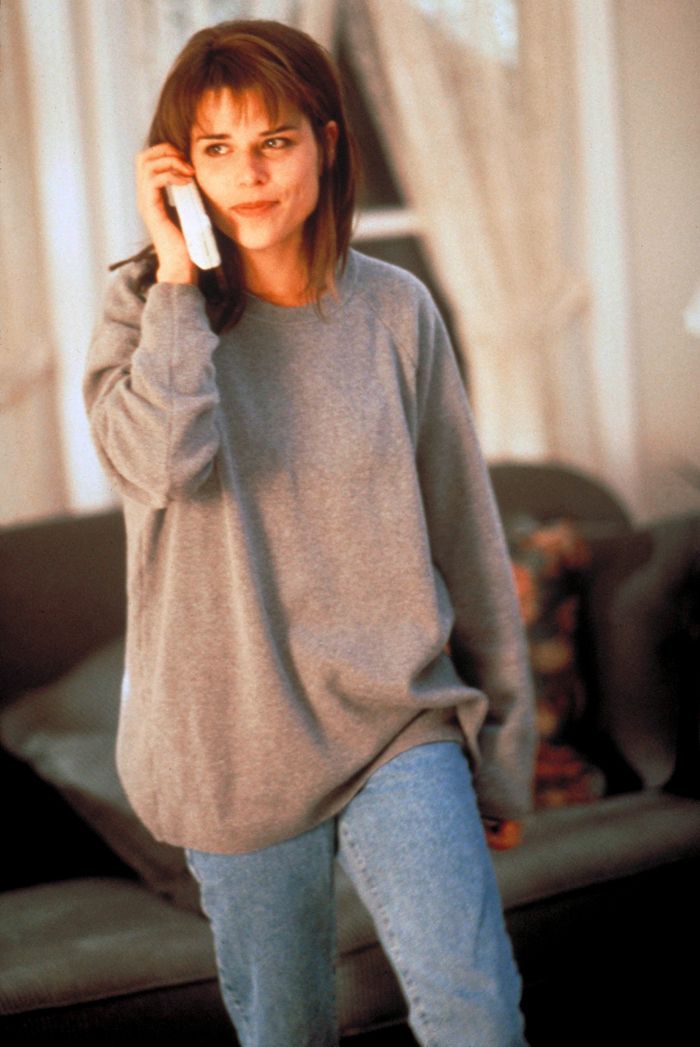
top-left (506, 515), bottom-right (606, 808)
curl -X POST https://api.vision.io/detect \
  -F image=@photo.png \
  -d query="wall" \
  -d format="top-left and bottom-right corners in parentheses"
top-left (615, 0), bottom-right (700, 521)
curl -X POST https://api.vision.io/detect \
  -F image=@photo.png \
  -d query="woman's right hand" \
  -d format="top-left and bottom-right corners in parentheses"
top-left (136, 144), bottom-right (198, 285)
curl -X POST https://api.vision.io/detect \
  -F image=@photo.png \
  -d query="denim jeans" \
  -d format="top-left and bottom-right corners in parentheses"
top-left (186, 742), bottom-right (527, 1047)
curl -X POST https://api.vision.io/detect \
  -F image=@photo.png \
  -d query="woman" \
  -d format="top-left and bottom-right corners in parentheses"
top-left (85, 20), bottom-right (536, 1047)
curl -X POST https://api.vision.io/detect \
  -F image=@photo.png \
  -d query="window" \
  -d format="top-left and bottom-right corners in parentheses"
top-left (337, 40), bottom-right (466, 381)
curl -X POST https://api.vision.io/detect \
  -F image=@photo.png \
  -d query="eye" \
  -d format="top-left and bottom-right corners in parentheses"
top-left (263, 137), bottom-right (292, 151)
top-left (204, 142), bottom-right (229, 157)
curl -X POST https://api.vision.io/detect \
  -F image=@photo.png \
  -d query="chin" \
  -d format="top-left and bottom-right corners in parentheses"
top-left (215, 220), bottom-right (278, 253)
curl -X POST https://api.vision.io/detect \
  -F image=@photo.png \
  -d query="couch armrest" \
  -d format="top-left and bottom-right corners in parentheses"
top-left (581, 514), bottom-right (700, 795)
top-left (489, 462), bottom-right (632, 531)
top-left (664, 544), bottom-right (700, 798)
top-left (0, 511), bottom-right (126, 700)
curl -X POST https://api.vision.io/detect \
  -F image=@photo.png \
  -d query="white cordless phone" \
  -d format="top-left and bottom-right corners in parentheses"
top-left (166, 182), bottom-right (221, 270)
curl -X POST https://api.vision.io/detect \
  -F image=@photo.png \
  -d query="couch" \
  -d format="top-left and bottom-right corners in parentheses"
top-left (1, 462), bottom-right (699, 1046)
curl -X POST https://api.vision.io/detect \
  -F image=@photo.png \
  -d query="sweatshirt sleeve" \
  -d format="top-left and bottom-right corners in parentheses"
top-left (84, 264), bottom-right (221, 508)
top-left (415, 296), bottom-right (537, 819)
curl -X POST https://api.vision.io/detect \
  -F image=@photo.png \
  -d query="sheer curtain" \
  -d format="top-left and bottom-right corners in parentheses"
top-left (3, 0), bottom-right (597, 525)
top-left (1, 0), bottom-right (338, 525)
top-left (345, 0), bottom-right (590, 461)
top-left (1, 1), bottom-right (68, 522)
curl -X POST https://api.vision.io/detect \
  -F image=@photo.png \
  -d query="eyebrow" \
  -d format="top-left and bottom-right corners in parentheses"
top-left (194, 123), bottom-right (300, 142)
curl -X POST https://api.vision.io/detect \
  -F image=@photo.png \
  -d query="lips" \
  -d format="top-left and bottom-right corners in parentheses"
top-left (232, 201), bottom-right (278, 215)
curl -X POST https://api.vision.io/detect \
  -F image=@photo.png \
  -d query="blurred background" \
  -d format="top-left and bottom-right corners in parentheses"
top-left (2, 0), bottom-right (699, 528)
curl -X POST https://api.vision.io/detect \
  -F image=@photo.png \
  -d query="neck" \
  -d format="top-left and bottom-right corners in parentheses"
top-left (242, 244), bottom-right (312, 307)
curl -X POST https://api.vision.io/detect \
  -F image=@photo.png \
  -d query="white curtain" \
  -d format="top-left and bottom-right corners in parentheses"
top-left (2, 0), bottom-right (597, 525)
top-left (345, 0), bottom-right (589, 461)
top-left (0, 0), bottom-right (338, 525)
top-left (1, 0), bottom-right (72, 523)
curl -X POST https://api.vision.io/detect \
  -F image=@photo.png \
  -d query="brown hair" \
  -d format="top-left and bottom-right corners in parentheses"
top-left (119, 20), bottom-right (360, 329)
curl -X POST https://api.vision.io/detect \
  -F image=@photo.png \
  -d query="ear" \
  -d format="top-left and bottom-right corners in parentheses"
top-left (319, 120), bottom-right (339, 171)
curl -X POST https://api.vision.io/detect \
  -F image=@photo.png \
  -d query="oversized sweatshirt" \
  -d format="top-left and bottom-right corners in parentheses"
top-left (84, 248), bottom-right (536, 853)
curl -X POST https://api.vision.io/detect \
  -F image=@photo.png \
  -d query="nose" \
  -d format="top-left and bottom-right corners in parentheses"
top-left (236, 148), bottom-right (267, 187)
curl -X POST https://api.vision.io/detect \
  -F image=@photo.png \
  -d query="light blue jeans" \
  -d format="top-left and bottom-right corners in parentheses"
top-left (186, 742), bottom-right (527, 1047)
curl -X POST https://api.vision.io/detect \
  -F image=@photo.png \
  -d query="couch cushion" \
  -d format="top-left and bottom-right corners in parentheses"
top-left (0, 878), bottom-right (215, 1017)
top-left (584, 514), bottom-right (700, 788)
top-left (492, 789), bottom-right (700, 909)
top-left (0, 874), bottom-right (406, 1034)
top-left (334, 789), bottom-right (700, 1032)
top-left (0, 639), bottom-right (199, 911)
top-left (336, 789), bottom-right (700, 942)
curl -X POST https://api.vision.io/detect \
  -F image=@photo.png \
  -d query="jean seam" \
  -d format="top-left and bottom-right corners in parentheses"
top-left (185, 850), bottom-right (252, 1039)
top-left (339, 819), bottom-right (437, 1047)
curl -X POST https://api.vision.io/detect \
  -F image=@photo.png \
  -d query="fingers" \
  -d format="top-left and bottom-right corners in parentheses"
top-left (482, 819), bottom-right (523, 851)
top-left (136, 143), bottom-right (194, 229)
top-left (135, 144), bottom-right (197, 283)
top-left (136, 142), bottom-right (193, 176)
top-left (136, 143), bottom-right (195, 193)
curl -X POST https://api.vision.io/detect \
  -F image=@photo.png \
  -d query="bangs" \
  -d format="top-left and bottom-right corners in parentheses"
top-left (152, 40), bottom-right (325, 155)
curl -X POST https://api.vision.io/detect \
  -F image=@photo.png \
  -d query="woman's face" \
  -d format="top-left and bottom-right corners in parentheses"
top-left (190, 87), bottom-right (337, 271)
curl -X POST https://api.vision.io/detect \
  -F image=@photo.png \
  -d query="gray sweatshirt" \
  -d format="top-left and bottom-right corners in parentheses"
top-left (85, 249), bottom-right (536, 853)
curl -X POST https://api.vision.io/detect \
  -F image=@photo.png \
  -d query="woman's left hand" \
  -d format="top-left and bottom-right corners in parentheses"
top-left (482, 819), bottom-right (523, 850)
